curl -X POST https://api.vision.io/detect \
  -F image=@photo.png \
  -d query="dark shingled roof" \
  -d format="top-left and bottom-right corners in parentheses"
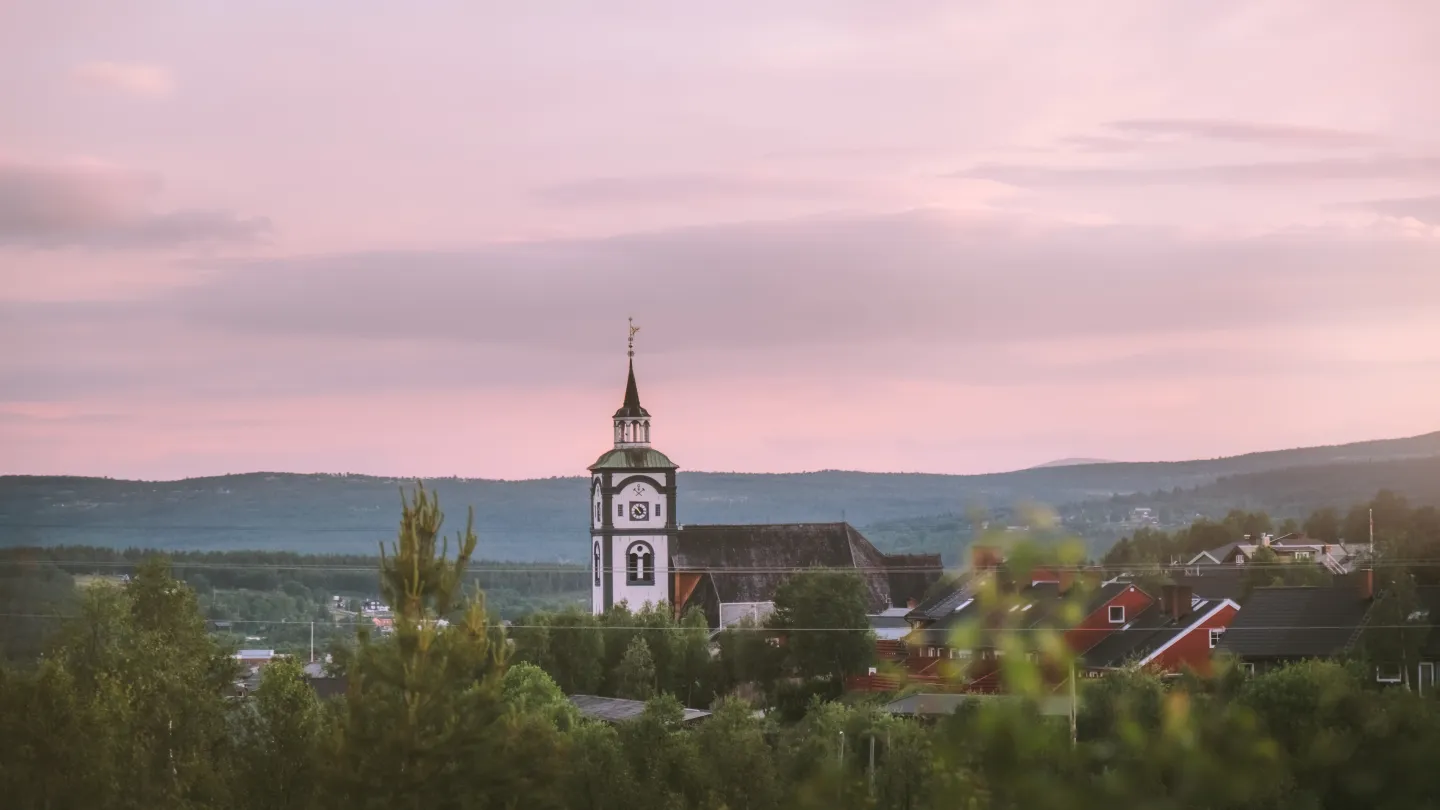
top-left (613, 360), bottom-right (650, 419)
top-left (672, 523), bottom-right (940, 620)
top-left (907, 575), bottom-right (975, 621)
top-left (569, 694), bottom-right (709, 723)
top-left (1081, 597), bottom-right (1228, 669)
top-left (905, 580), bottom-right (1138, 646)
top-left (1217, 585), bottom-right (1373, 660)
top-left (1171, 569), bottom-right (1247, 603)
top-left (909, 581), bottom-right (1083, 646)
top-left (306, 675), bottom-right (348, 700)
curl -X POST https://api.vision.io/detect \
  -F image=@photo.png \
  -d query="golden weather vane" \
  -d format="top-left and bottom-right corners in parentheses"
top-left (628, 317), bottom-right (640, 357)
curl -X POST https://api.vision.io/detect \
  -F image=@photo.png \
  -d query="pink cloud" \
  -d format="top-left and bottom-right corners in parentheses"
top-left (71, 61), bottom-right (174, 98)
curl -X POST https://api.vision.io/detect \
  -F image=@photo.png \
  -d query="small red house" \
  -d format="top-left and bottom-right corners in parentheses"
top-left (851, 546), bottom-right (1171, 693)
top-left (1079, 584), bottom-right (1241, 677)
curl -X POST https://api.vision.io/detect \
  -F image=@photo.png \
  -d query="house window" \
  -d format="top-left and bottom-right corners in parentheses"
top-left (656, 502), bottom-right (662, 518)
top-left (625, 541), bottom-right (655, 586)
top-left (617, 503), bottom-right (623, 517)
top-left (1241, 662), bottom-right (1255, 676)
top-left (1108, 605), bottom-right (1125, 623)
top-left (1293, 551), bottom-right (1312, 561)
top-left (1209, 628), bottom-right (1224, 649)
top-left (1376, 665), bottom-right (1403, 684)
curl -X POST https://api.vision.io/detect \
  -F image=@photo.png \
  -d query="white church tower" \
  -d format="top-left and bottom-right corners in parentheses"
top-left (588, 319), bottom-right (679, 615)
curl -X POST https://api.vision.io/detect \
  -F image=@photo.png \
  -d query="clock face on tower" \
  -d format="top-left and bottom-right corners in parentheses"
top-left (629, 501), bottom-right (649, 521)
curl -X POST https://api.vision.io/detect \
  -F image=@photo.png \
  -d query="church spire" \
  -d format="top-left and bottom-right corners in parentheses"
top-left (613, 318), bottom-right (651, 447)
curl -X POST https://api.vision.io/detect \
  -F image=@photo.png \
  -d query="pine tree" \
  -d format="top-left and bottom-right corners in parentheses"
top-left (616, 636), bottom-right (656, 700)
top-left (329, 483), bottom-right (565, 810)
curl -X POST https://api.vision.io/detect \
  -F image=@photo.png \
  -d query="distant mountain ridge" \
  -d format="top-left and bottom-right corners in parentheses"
top-left (2, 430), bottom-right (1437, 561)
top-left (1030, 458), bottom-right (1116, 469)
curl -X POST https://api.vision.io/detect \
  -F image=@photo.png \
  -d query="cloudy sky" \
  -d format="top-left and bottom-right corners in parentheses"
top-left (3, 0), bottom-right (1439, 480)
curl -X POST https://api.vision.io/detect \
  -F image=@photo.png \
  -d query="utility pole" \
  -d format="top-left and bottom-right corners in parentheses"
top-left (1370, 507), bottom-right (1375, 559)
top-left (1069, 661), bottom-right (1078, 747)
top-left (868, 733), bottom-right (876, 795)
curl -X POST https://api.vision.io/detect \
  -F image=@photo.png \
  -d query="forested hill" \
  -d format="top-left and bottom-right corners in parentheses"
top-left (1, 430), bottom-right (1437, 561)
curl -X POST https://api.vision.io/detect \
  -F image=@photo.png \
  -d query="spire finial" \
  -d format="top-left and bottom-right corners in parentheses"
top-left (628, 317), bottom-right (640, 358)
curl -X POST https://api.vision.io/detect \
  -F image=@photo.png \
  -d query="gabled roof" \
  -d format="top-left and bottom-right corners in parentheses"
top-left (1189, 543), bottom-right (1240, 566)
top-left (1171, 568), bottom-right (1247, 602)
top-left (906, 574), bottom-right (976, 621)
top-left (1216, 585), bottom-right (1373, 660)
top-left (1082, 598), bottom-right (1236, 669)
top-left (673, 523), bottom-right (939, 611)
top-left (569, 694), bottom-right (710, 723)
top-left (908, 580), bottom-right (1108, 646)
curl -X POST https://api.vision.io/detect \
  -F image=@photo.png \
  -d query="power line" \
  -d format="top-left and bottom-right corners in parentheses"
top-left (0, 522), bottom-right (586, 533)
top-left (1, 612), bottom-right (1435, 633)
top-left (2, 558), bottom-right (1439, 574)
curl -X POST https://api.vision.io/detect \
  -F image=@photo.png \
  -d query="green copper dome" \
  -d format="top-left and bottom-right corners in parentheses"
top-left (589, 447), bottom-right (678, 471)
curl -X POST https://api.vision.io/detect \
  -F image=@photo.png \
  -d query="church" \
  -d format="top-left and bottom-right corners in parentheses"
top-left (589, 326), bottom-right (943, 629)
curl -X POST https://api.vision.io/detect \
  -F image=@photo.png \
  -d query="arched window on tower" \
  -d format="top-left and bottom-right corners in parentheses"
top-left (642, 420), bottom-right (650, 442)
top-left (626, 541), bottom-right (654, 586)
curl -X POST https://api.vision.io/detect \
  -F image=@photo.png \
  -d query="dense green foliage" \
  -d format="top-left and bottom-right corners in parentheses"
top-left (7, 483), bottom-right (1440, 809)
top-left (510, 570), bottom-right (875, 711)
top-left (0, 545), bottom-right (586, 664)
top-left (1103, 490), bottom-right (1440, 583)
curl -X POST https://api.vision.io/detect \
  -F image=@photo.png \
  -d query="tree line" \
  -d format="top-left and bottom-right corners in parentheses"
top-left (8, 484), bottom-right (1440, 808)
top-left (1103, 490), bottom-right (1440, 572)
top-left (509, 569), bottom-right (877, 716)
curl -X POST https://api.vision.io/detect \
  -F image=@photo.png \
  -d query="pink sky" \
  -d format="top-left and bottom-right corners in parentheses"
top-left (3, 0), bottom-right (1440, 479)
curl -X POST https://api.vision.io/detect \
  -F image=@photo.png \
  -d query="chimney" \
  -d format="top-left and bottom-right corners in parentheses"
top-left (907, 597), bottom-right (917, 610)
top-left (970, 544), bottom-right (1003, 572)
top-left (1357, 568), bottom-right (1374, 601)
top-left (1160, 584), bottom-right (1193, 621)
top-left (1260, 533), bottom-right (1272, 547)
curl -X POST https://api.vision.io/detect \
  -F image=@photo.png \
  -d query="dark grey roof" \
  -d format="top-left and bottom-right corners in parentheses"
top-left (907, 575), bottom-right (975, 621)
top-left (568, 694), bottom-right (710, 723)
top-left (1171, 569), bottom-right (1247, 603)
top-left (885, 553), bottom-right (947, 610)
top-left (307, 675), bottom-right (348, 700)
top-left (1194, 543), bottom-right (1241, 564)
top-left (909, 581), bottom-right (1076, 646)
top-left (613, 360), bottom-right (650, 419)
top-left (1081, 598), bottom-right (1226, 668)
top-left (1216, 585), bottom-right (1373, 660)
top-left (672, 523), bottom-right (940, 613)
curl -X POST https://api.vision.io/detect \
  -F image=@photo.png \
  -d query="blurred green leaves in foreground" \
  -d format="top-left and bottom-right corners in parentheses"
top-left (3, 485), bottom-right (1440, 810)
